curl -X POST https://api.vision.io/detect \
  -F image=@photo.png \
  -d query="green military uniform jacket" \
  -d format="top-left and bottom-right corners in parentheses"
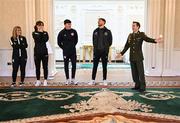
top-left (121, 31), bottom-right (157, 61)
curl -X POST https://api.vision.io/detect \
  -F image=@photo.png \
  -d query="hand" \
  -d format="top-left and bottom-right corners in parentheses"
top-left (155, 35), bottom-right (163, 43)
top-left (38, 26), bottom-right (44, 32)
top-left (38, 28), bottom-right (43, 32)
top-left (115, 53), bottom-right (123, 59)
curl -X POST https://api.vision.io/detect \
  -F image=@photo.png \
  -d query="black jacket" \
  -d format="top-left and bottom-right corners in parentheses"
top-left (57, 28), bottom-right (78, 55)
top-left (32, 31), bottom-right (49, 56)
top-left (93, 27), bottom-right (112, 52)
top-left (10, 36), bottom-right (28, 59)
top-left (121, 31), bottom-right (157, 61)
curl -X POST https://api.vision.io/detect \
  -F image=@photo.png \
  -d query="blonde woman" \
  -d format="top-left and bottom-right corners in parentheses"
top-left (10, 26), bottom-right (28, 87)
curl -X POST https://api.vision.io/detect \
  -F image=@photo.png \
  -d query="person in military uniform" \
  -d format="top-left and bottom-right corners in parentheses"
top-left (57, 19), bottom-right (78, 85)
top-left (116, 21), bottom-right (162, 93)
top-left (89, 18), bottom-right (112, 85)
top-left (10, 26), bottom-right (28, 87)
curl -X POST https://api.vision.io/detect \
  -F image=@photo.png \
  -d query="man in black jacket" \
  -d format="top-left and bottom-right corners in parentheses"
top-left (116, 21), bottom-right (162, 93)
top-left (57, 19), bottom-right (78, 85)
top-left (89, 18), bottom-right (112, 85)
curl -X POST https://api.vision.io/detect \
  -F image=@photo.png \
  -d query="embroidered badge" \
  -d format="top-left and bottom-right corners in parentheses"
top-left (104, 32), bottom-right (108, 36)
top-left (71, 32), bottom-right (74, 36)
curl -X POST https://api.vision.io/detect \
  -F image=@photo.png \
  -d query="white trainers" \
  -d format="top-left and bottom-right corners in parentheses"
top-left (65, 79), bottom-right (70, 85)
top-left (11, 82), bottom-right (16, 87)
top-left (88, 80), bottom-right (95, 85)
top-left (35, 80), bottom-right (41, 86)
top-left (103, 80), bottom-right (108, 86)
top-left (71, 78), bottom-right (78, 85)
top-left (19, 82), bottom-right (24, 87)
top-left (43, 80), bottom-right (48, 86)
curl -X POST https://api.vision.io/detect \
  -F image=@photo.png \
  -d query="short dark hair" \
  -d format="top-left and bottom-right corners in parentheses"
top-left (99, 18), bottom-right (106, 24)
top-left (64, 19), bottom-right (71, 24)
top-left (133, 21), bottom-right (141, 29)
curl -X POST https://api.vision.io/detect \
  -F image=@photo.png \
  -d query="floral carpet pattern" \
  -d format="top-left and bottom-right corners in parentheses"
top-left (0, 87), bottom-right (180, 123)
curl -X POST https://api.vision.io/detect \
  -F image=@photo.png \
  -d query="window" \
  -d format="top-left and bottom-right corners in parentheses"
top-left (54, 0), bottom-right (146, 61)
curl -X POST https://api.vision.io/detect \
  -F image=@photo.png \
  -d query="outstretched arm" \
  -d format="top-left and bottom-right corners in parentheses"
top-left (142, 32), bottom-right (157, 43)
top-left (116, 34), bottom-right (130, 59)
top-left (121, 34), bottom-right (130, 55)
top-left (143, 32), bottom-right (163, 43)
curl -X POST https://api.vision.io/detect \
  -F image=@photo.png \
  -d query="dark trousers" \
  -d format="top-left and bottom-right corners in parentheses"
top-left (12, 57), bottom-right (27, 83)
top-left (63, 53), bottom-right (77, 79)
top-left (130, 61), bottom-right (146, 90)
top-left (92, 50), bottom-right (108, 80)
top-left (34, 54), bottom-right (48, 80)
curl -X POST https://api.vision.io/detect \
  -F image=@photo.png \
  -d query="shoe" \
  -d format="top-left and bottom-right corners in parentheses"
top-left (11, 82), bottom-right (16, 87)
top-left (88, 80), bottom-right (95, 85)
top-left (139, 89), bottom-right (146, 93)
top-left (103, 80), bottom-right (108, 86)
top-left (19, 82), bottom-right (24, 87)
top-left (131, 87), bottom-right (140, 90)
top-left (35, 80), bottom-right (41, 86)
top-left (43, 80), bottom-right (48, 86)
top-left (71, 78), bottom-right (78, 85)
top-left (65, 79), bottom-right (70, 85)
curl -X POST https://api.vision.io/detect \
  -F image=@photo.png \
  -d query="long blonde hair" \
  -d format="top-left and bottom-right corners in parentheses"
top-left (12, 26), bottom-right (21, 39)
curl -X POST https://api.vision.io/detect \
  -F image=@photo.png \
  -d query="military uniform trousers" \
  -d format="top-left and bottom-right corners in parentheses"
top-left (130, 60), bottom-right (146, 90)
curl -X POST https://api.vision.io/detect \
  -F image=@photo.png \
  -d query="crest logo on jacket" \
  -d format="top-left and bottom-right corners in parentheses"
top-left (104, 32), bottom-right (108, 36)
top-left (71, 32), bottom-right (74, 36)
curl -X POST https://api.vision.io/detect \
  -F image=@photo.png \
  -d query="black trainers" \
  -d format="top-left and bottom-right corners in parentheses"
top-left (139, 89), bottom-right (146, 93)
top-left (131, 87), bottom-right (140, 90)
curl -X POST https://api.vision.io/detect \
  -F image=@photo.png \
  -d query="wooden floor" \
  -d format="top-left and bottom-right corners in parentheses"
top-left (0, 69), bottom-right (180, 85)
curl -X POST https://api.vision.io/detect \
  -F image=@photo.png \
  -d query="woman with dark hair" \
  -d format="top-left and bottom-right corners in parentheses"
top-left (32, 21), bottom-right (49, 86)
top-left (10, 26), bottom-right (28, 87)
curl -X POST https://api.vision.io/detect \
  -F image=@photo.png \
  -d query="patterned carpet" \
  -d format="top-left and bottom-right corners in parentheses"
top-left (0, 87), bottom-right (180, 123)
top-left (1, 81), bottom-right (180, 87)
